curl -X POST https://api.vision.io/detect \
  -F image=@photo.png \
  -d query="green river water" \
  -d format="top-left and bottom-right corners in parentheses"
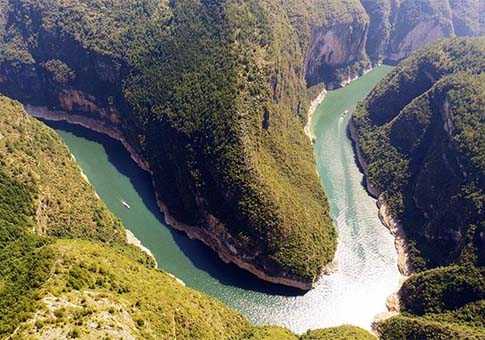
top-left (44, 65), bottom-right (398, 333)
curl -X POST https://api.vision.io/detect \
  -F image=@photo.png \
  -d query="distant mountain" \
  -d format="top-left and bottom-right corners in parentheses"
top-left (362, 0), bottom-right (485, 63)
top-left (290, 0), bottom-right (485, 86)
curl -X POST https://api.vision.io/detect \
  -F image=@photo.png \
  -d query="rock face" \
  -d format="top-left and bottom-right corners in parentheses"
top-left (284, 0), bottom-right (371, 87)
top-left (295, 0), bottom-right (485, 87)
top-left (386, 0), bottom-right (455, 62)
top-left (352, 38), bottom-right (485, 270)
top-left (360, 0), bottom-right (399, 62)
top-left (361, 0), bottom-right (485, 64)
top-left (304, 22), bottom-right (369, 87)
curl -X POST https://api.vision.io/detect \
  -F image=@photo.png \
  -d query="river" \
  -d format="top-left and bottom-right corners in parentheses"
top-left (43, 65), bottom-right (398, 333)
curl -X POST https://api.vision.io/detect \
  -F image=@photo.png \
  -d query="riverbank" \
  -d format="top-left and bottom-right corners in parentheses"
top-left (337, 67), bottom-right (373, 89)
top-left (348, 119), bottom-right (414, 329)
top-left (348, 119), bottom-right (414, 279)
top-left (26, 106), bottom-right (152, 174)
top-left (26, 106), bottom-right (316, 291)
top-left (125, 229), bottom-right (158, 267)
top-left (36, 66), bottom-right (400, 332)
top-left (306, 68), bottom-right (412, 330)
top-left (308, 71), bottom-right (414, 283)
top-left (305, 67), bottom-right (373, 141)
top-left (305, 89), bottom-right (327, 140)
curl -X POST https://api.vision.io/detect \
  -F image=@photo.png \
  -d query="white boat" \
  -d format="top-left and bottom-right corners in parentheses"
top-left (341, 109), bottom-right (349, 118)
top-left (121, 200), bottom-right (131, 209)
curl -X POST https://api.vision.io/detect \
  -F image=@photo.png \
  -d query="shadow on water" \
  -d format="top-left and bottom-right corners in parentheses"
top-left (41, 119), bottom-right (303, 297)
top-left (345, 120), bottom-right (378, 199)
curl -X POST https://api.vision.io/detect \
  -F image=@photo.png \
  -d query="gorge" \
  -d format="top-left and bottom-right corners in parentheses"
top-left (0, 1), bottom-right (484, 339)
top-left (1, 0), bottom-right (483, 289)
top-left (38, 66), bottom-right (399, 333)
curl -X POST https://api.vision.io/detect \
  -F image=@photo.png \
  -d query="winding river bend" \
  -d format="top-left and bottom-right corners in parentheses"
top-left (43, 65), bottom-right (398, 333)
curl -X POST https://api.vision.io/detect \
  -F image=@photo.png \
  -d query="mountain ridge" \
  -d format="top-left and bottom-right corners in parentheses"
top-left (351, 37), bottom-right (485, 339)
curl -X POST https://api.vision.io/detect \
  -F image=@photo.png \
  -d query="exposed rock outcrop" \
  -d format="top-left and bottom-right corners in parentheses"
top-left (362, 0), bottom-right (484, 64)
top-left (298, 0), bottom-right (484, 89)
top-left (304, 22), bottom-right (369, 87)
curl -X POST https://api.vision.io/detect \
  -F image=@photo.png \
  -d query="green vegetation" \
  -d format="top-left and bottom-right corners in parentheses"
top-left (399, 266), bottom-right (485, 315)
top-left (353, 37), bottom-right (485, 339)
top-left (0, 0), bottom-right (482, 285)
top-left (0, 167), bottom-right (54, 336)
top-left (301, 325), bottom-right (377, 340)
top-left (353, 37), bottom-right (485, 268)
top-left (0, 97), bottom-right (125, 242)
top-left (16, 239), bottom-right (250, 340)
top-left (0, 0), bottom-right (341, 284)
top-left (378, 315), bottom-right (485, 340)
top-left (242, 326), bottom-right (299, 340)
top-left (0, 1), bottom-right (483, 339)
top-left (0, 95), bottom-right (376, 339)
top-left (0, 94), bottom-right (130, 338)
top-left (241, 325), bottom-right (376, 340)
top-left (42, 60), bottom-right (76, 85)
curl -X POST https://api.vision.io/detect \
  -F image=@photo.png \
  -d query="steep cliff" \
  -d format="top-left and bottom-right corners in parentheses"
top-left (362, 0), bottom-right (485, 64)
top-left (360, 0), bottom-right (398, 62)
top-left (287, 0), bottom-right (485, 87)
top-left (351, 37), bottom-right (485, 339)
top-left (387, 0), bottom-right (455, 61)
top-left (283, 0), bottom-right (371, 87)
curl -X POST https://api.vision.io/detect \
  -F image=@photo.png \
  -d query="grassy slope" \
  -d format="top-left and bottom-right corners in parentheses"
top-left (0, 95), bottom-right (125, 336)
top-left (0, 95), bottom-right (248, 339)
top-left (15, 240), bottom-right (251, 340)
top-left (0, 98), bottom-right (124, 242)
top-left (301, 325), bottom-right (377, 340)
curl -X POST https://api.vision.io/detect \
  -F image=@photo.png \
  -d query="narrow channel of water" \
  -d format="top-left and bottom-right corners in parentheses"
top-left (44, 65), bottom-right (398, 333)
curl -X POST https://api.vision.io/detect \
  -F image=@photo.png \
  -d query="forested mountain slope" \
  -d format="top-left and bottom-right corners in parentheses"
top-left (0, 0), bottom-right (482, 288)
top-left (0, 0), bottom-right (337, 289)
top-left (352, 37), bottom-right (485, 269)
top-left (0, 94), bottom-right (375, 340)
top-left (351, 37), bottom-right (485, 339)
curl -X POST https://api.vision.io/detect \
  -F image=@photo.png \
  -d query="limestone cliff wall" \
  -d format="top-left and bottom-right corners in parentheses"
top-left (304, 22), bottom-right (369, 87)
top-left (294, 0), bottom-right (484, 89)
